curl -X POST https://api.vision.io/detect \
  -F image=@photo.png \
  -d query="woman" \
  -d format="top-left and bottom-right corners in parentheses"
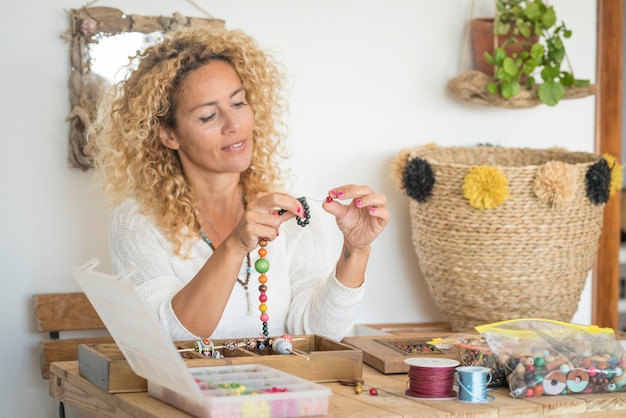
top-left (91, 24), bottom-right (389, 341)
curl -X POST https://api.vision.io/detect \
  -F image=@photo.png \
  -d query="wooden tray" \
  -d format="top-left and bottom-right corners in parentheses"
top-left (78, 334), bottom-right (362, 393)
top-left (354, 321), bottom-right (453, 336)
top-left (343, 323), bottom-right (460, 374)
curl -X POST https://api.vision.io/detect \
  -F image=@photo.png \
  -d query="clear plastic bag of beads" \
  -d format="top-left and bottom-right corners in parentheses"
top-left (475, 318), bottom-right (626, 398)
top-left (428, 334), bottom-right (506, 388)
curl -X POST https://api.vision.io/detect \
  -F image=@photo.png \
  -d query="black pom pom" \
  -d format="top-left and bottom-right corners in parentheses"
top-left (402, 157), bottom-right (435, 202)
top-left (585, 158), bottom-right (611, 205)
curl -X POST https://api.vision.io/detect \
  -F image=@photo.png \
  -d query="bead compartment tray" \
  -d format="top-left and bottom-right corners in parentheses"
top-left (343, 324), bottom-right (461, 374)
top-left (150, 364), bottom-right (330, 418)
top-left (78, 334), bottom-right (362, 393)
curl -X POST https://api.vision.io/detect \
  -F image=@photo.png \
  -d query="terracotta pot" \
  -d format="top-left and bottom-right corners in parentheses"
top-left (471, 18), bottom-right (538, 76)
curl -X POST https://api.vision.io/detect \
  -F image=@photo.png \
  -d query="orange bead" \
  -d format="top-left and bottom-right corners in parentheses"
top-left (258, 274), bottom-right (267, 284)
top-left (259, 303), bottom-right (267, 312)
top-left (258, 248), bottom-right (267, 257)
top-left (534, 384), bottom-right (544, 396)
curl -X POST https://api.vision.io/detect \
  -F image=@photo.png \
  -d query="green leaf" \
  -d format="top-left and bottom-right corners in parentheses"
top-left (484, 52), bottom-right (495, 65)
top-left (502, 57), bottom-right (519, 76)
top-left (487, 83), bottom-right (498, 94)
top-left (501, 81), bottom-right (521, 99)
top-left (523, 59), bottom-right (538, 74)
top-left (573, 79), bottom-right (591, 87)
top-left (494, 22), bottom-right (510, 36)
top-left (496, 67), bottom-right (508, 80)
top-left (525, 3), bottom-right (541, 21)
top-left (518, 22), bottom-right (531, 38)
top-left (542, 8), bottom-right (557, 28)
top-left (561, 72), bottom-right (574, 87)
top-left (563, 29), bottom-right (572, 39)
top-left (541, 65), bottom-right (559, 81)
top-left (530, 43), bottom-right (545, 60)
top-left (538, 80), bottom-right (565, 106)
top-left (493, 48), bottom-right (507, 65)
top-left (553, 37), bottom-right (564, 51)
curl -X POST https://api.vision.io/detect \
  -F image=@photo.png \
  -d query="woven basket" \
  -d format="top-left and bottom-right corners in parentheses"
top-left (396, 145), bottom-right (613, 331)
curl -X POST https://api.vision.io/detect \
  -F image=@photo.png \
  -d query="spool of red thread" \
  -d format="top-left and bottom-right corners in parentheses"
top-left (404, 357), bottom-right (460, 400)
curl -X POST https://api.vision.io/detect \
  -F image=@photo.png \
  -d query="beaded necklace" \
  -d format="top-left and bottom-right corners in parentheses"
top-left (254, 197), bottom-right (311, 337)
top-left (199, 229), bottom-right (253, 315)
top-left (199, 196), bottom-right (311, 337)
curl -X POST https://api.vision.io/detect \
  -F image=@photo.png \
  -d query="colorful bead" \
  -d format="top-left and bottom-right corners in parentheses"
top-left (255, 259), bottom-right (270, 273)
top-left (195, 339), bottom-right (214, 357)
top-left (272, 337), bottom-right (293, 354)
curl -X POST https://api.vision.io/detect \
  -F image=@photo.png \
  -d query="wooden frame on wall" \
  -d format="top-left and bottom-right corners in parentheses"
top-left (594, 0), bottom-right (623, 329)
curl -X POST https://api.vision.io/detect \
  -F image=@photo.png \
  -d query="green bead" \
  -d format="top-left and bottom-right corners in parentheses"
top-left (255, 259), bottom-right (270, 273)
top-left (534, 356), bottom-right (545, 369)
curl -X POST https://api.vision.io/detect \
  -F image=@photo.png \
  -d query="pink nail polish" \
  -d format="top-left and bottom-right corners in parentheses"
top-left (337, 191), bottom-right (345, 198)
top-left (369, 207), bottom-right (376, 215)
top-left (355, 199), bottom-right (362, 207)
top-left (329, 190), bottom-right (336, 197)
top-left (297, 207), bottom-right (301, 214)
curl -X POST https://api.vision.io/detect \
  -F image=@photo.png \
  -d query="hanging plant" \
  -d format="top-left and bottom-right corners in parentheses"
top-left (448, 0), bottom-right (595, 108)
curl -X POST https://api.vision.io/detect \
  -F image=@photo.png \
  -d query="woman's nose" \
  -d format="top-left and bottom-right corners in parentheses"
top-left (222, 110), bottom-right (241, 133)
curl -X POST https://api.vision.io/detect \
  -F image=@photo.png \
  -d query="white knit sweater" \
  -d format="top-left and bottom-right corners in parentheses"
top-left (109, 198), bottom-right (365, 341)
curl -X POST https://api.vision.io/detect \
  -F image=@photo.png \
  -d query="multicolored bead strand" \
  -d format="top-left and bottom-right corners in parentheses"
top-left (256, 239), bottom-right (270, 337)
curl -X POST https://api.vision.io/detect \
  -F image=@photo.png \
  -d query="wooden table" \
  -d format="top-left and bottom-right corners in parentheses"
top-left (50, 361), bottom-right (626, 417)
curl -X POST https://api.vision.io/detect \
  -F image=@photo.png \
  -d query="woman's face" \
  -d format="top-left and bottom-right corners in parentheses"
top-left (159, 60), bottom-right (255, 177)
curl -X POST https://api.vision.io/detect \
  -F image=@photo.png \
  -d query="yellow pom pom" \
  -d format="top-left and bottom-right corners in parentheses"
top-left (462, 166), bottom-right (509, 209)
top-left (602, 153), bottom-right (624, 197)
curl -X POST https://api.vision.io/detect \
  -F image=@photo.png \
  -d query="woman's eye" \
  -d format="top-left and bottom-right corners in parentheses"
top-left (234, 101), bottom-right (247, 108)
top-left (199, 114), bottom-right (216, 123)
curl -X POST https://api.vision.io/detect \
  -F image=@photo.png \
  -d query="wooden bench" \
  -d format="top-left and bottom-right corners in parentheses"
top-left (33, 292), bottom-right (114, 379)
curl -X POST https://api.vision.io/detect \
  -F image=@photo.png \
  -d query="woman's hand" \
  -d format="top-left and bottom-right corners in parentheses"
top-left (322, 185), bottom-right (390, 251)
top-left (229, 192), bottom-right (304, 253)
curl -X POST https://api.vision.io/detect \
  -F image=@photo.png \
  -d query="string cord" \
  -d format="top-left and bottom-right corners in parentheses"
top-left (405, 365), bottom-right (457, 399)
top-left (456, 368), bottom-right (495, 403)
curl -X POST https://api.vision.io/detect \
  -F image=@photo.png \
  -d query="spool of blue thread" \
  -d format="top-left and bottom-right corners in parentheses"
top-left (455, 366), bottom-right (494, 403)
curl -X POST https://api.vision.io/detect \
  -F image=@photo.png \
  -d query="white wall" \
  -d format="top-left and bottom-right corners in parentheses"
top-left (1, 1), bottom-right (597, 416)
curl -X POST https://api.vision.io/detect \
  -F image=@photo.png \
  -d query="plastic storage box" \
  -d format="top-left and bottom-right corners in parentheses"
top-left (72, 259), bottom-right (331, 417)
top-left (151, 364), bottom-right (330, 417)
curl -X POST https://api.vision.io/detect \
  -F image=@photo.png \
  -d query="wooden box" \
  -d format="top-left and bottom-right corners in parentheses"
top-left (78, 334), bottom-right (362, 393)
top-left (343, 322), bottom-right (459, 374)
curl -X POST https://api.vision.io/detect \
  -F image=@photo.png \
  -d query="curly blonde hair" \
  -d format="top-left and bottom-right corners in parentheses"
top-left (91, 24), bottom-right (288, 255)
